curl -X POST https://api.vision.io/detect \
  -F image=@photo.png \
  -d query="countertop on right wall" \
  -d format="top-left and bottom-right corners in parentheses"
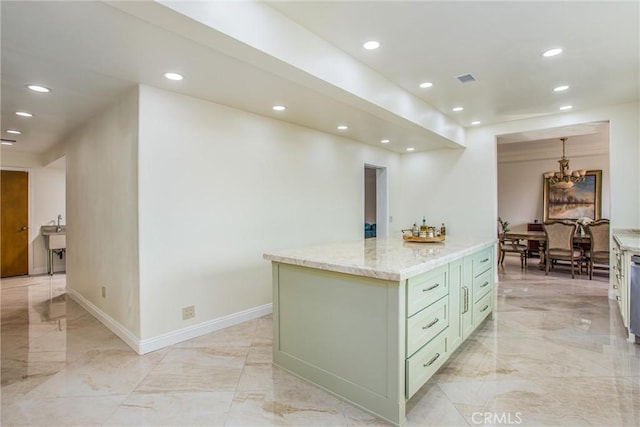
top-left (613, 229), bottom-right (640, 252)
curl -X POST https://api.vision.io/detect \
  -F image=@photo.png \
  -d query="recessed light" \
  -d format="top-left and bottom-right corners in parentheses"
top-left (337, 125), bottom-right (349, 131)
top-left (406, 147), bottom-right (415, 152)
top-left (554, 85), bottom-right (569, 92)
top-left (164, 72), bottom-right (183, 81)
top-left (6, 129), bottom-right (22, 135)
top-left (363, 41), bottom-right (380, 50)
top-left (471, 121), bottom-right (481, 125)
top-left (16, 111), bottom-right (33, 117)
top-left (452, 107), bottom-right (464, 112)
top-left (419, 82), bottom-right (433, 89)
top-left (1, 141), bottom-right (13, 146)
top-left (560, 105), bottom-right (573, 111)
top-left (542, 48), bottom-right (563, 57)
top-left (380, 139), bottom-right (390, 144)
top-left (26, 84), bottom-right (51, 93)
top-left (272, 105), bottom-right (286, 111)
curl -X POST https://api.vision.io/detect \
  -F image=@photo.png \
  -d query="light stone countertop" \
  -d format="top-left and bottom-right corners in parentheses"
top-left (613, 229), bottom-right (640, 253)
top-left (263, 236), bottom-right (496, 281)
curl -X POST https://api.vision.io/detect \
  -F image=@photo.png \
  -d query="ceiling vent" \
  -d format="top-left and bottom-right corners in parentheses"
top-left (456, 74), bottom-right (476, 83)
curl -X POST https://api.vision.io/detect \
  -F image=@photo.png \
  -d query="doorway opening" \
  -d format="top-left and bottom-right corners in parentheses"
top-left (496, 121), bottom-right (610, 266)
top-left (364, 164), bottom-right (388, 239)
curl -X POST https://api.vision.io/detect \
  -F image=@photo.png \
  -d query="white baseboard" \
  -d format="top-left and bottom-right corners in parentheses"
top-left (66, 288), bottom-right (272, 355)
top-left (66, 288), bottom-right (141, 352)
top-left (31, 266), bottom-right (48, 275)
top-left (31, 263), bottom-right (66, 276)
top-left (138, 303), bottom-right (273, 354)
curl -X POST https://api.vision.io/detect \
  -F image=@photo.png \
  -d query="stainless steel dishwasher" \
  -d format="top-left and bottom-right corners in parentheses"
top-left (630, 255), bottom-right (640, 340)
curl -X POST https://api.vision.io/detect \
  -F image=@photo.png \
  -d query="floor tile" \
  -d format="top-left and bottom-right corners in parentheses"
top-left (1, 259), bottom-right (637, 427)
top-left (105, 391), bottom-right (234, 426)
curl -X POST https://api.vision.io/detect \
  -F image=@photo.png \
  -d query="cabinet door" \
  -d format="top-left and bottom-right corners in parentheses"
top-left (613, 242), bottom-right (625, 323)
top-left (621, 250), bottom-right (630, 328)
top-left (462, 256), bottom-right (474, 339)
top-left (448, 259), bottom-right (463, 352)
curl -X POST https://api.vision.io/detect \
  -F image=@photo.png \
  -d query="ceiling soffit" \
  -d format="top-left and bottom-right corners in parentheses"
top-left (114, 0), bottom-right (465, 149)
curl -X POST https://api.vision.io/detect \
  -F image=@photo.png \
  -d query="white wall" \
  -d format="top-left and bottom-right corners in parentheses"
top-left (64, 88), bottom-right (140, 336)
top-left (137, 85), bottom-right (401, 340)
top-left (1, 153), bottom-right (66, 275)
top-left (1, 151), bottom-right (43, 168)
top-left (395, 102), bottom-right (638, 242)
top-left (608, 103), bottom-right (640, 229)
top-left (498, 150), bottom-right (610, 232)
top-left (31, 163), bottom-right (66, 274)
top-left (397, 126), bottom-right (497, 240)
top-left (29, 82), bottom-right (636, 353)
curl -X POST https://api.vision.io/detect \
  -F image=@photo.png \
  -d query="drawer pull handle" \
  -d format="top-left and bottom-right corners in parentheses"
top-left (481, 258), bottom-right (489, 263)
top-left (423, 352), bottom-right (441, 367)
top-left (422, 318), bottom-right (440, 330)
top-left (613, 284), bottom-right (619, 289)
top-left (462, 286), bottom-right (469, 314)
top-left (480, 281), bottom-right (490, 288)
top-left (423, 283), bottom-right (440, 292)
top-left (480, 304), bottom-right (489, 313)
top-left (616, 296), bottom-right (621, 301)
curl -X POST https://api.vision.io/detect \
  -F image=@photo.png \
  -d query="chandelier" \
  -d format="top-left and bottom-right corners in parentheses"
top-left (543, 137), bottom-right (586, 189)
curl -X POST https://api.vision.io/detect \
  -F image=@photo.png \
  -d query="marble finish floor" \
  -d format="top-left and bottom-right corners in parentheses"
top-left (1, 257), bottom-right (639, 426)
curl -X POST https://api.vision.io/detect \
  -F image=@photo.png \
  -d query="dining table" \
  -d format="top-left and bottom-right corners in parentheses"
top-left (502, 230), bottom-right (590, 269)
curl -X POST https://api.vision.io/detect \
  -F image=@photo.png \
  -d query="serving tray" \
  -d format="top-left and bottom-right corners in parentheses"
top-left (402, 235), bottom-right (445, 243)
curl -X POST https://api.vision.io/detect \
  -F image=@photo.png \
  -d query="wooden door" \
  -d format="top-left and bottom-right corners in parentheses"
top-left (1, 170), bottom-right (29, 277)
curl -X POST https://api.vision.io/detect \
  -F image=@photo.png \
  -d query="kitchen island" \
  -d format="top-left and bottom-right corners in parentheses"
top-left (264, 236), bottom-right (496, 426)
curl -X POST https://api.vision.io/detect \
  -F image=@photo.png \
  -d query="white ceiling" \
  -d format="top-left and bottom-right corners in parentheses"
top-left (1, 1), bottom-right (638, 158)
top-left (497, 121), bottom-right (610, 164)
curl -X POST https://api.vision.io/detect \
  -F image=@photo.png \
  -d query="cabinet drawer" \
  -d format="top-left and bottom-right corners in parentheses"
top-left (407, 265), bottom-right (448, 317)
top-left (407, 296), bottom-right (448, 357)
top-left (406, 330), bottom-right (447, 398)
top-left (474, 290), bottom-right (493, 325)
top-left (470, 247), bottom-right (493, 278)
top-left (473, 268), bottom-right (493, 303)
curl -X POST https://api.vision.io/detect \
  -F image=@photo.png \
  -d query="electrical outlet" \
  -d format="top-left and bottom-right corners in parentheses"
top-left (182, 305), bottom-right (195, 320)
top-left (101, 286), bottom-right (106, 298)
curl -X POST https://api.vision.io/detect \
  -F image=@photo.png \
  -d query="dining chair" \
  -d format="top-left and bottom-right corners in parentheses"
top-left (497, 220), bottom-right (528, 268)
top-left (586, 219), bottom-right (610, 280)
top-left (499, 237), bottom-right (528, 268)
top-left (543, 221), bottom-right (581, 278)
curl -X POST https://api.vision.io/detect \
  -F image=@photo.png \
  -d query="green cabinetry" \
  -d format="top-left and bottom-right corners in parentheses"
top-left (270, 241), bottom-right (495, 426)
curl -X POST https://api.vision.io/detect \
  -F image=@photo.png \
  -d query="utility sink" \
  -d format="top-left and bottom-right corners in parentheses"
top-left (45, 234), bottom-right (66, 250)
top-left (41, 226), bottom-right (66, 250)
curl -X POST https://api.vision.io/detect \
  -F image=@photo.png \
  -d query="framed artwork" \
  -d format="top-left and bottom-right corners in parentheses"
top-left (543, 170), bottom-right (602, 222)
